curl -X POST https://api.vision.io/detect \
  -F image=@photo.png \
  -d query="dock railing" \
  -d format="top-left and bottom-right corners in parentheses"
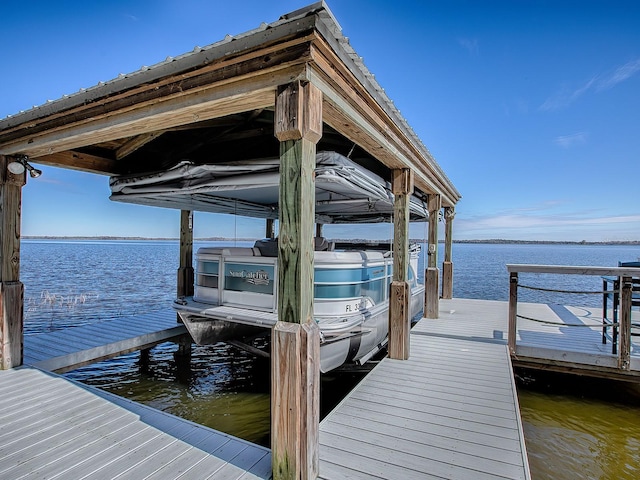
top-left (507, 264), bottom-right (640, 371)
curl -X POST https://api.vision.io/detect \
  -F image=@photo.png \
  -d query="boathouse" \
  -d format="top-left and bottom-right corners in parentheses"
top-left (0, 3), bottom-right (461, 478)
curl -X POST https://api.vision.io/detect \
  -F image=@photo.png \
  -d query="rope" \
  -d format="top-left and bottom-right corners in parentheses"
top-left (517, 283), bottom-right (614, 295)
top-left (516, 313), bottom-right (619, 328)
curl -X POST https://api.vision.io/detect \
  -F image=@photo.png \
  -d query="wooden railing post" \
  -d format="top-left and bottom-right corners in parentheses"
top-left (441, 206), bottom-right (454, 299)
top-left (508, 272), bottom-right (518, 356)
top-left (425, 194), bottom-right (441, 318)
top-left (272, 80), bottom-right (322, 480)
top-left (618, 275), bottom-right (632, 370)
top-left (0, 155), bottom-right (26, 370)
top-left (389, 168), bottom-right (413, 360)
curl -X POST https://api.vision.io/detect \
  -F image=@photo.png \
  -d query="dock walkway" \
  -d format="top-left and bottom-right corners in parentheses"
top-left (1, 310), bottom-right (271, 479)
top-left (417, 298), bottom-right (639, 380)
top-left (23, 310), bottom-right (187, 372)
top-left (0, 366), bottom-right (271, 479)
top-left (9, 298), bottom-right (631, 478)
top-left (319, 300), bottom-right (531, 479)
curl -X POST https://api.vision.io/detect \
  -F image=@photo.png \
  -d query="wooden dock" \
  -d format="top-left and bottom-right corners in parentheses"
top-left (7, 298), bottom-right (637, 479)
top-left (0, 366), bottom-right (271, 479)
top-left (23, 310), bottom-right (188, 372)
top-left (318, 295), bottom-right (638, 479)
top-left (1, 310), bottom-right (271, 479)
top-left (417, 298), bottom-right (639, 380)
top-left (507, 264), bottom-right (640, 381)
top-left (319, 302), bottom-right (532, 480)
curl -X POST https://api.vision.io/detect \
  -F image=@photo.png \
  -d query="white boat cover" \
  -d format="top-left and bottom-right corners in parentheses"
top-left (109, 151), bottom-right (428, 223)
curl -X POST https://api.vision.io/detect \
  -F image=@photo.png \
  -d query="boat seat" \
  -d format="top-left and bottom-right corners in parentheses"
top-left (314, 237), bottom-right (334, 251)
top-left (254, 237), bottom-right (334, 256)
top-left (254, 238), bottom-right (278, 257)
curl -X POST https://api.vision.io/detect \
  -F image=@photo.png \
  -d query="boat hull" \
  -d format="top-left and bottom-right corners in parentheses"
top-left (176, 285), bottom-right (424, 372)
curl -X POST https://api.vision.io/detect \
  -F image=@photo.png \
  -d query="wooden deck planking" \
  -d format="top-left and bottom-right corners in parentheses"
top-left (14, 298), bottom-right (636, 479)
top-left (319, 331), bottom-right (530, 479)
top-left (413, 298), bottom-right (639, 378)
top-left (2, 311), bottom-right (273, 479)
top-left (0, 367), bottom-right (271, 480)
top-left (23, 309), bottom-right (188, 372)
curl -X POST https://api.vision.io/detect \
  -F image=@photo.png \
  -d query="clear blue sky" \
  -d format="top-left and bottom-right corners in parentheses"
top-left (2, 0), bottom-right (639, 241)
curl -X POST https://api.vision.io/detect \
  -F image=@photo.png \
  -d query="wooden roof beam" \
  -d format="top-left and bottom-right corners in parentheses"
top-left (33, 150), bottom-right (118, 175)
top-left (0, 33), bottom-right (316, 141)
top-left (115, 131), bottom-right (166, 160)
top-left (2, 62), bottom-right (307, 160)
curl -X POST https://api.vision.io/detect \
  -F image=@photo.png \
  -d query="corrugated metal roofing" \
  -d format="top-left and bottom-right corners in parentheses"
top-left (0, 1), bottom-right (460, 201)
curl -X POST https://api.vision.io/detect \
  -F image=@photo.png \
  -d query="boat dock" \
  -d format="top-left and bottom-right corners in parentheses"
top-left (318, 294), bottom-right (638, 478)
top-left (2, 297), bottom-right (638, 478)
top-left (1, 311), bottom-right (272, 479)
top-left (319, 336), bottom-right (530, 478)
top-left (319, 300), bottom-right (531, 480)
top-left (0, 367), bottom-right (271, 479)
top-left (23, 310), bottom-right (188, 373)
top-left (416, 298), bottom-right (638, 381)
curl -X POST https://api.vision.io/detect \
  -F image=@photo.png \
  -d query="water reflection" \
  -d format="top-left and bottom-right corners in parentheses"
top-left (67, 341), bottom-right (368, 447)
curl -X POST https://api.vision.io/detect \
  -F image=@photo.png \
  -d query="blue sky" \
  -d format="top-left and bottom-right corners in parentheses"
top-left (2, 0), bottom-right (639, 241)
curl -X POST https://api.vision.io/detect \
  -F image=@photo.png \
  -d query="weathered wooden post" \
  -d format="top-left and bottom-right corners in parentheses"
top-left (272, 80), bottom-right (322, 480)
top-left (0, 155), bottom-right (26, 369)
top-left (508, 271), bottom-right (518, 356)
top-left (441, 206), bottom-right (455, 299)
top-left (176, 210), bottom-right (193, 358)
top-left (177, 210), bottom-right (194, 301)
top-left (389, 168), bottom-right (413, 360)
top-left (618, 275), bottom-right (632, 370)
top-left (425, 194), bottom-right (441, 318)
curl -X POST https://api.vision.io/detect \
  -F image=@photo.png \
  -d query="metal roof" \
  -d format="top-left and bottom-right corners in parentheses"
top-left (0, 1), bottom-right (460, 203)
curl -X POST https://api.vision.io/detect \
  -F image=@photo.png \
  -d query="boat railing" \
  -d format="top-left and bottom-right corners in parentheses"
top-left (506, 264), bottom-right (640, 371)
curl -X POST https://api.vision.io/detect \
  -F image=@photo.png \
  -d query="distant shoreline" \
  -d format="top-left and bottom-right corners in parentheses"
top-left (22, 236), bottom-right (640, 246)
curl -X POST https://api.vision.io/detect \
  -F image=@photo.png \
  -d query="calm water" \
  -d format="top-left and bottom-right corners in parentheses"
top-left (21, 240), bottom-right (640, 478)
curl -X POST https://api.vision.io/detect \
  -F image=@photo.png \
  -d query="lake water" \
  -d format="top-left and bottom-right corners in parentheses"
top-left (21, 240), bottom-right (640, 479)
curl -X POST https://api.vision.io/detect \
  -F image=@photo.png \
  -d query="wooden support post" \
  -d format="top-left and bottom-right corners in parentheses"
top-left (618, 276), bottom-right (632, 370)
top-left (425, 194), bottom-right (441, 318)
top-left (508, 272), bottom-right (518, 356)
top-left (441, 207), bottom-right (455, 299)
top-left (139, 347), bottom-right (151, 373)
top-left (175, 334), bottom-right (192, 358)
top-left (266, 218), bottom-right (276, 239)
top-left (177, 210), bottom-right (194, 321)
top-left (272, 80), bottom-right (322, 480)
top-left (389, 168), bottom-right (413, 360)
top-left (0, 155), bottom-right (26, 370)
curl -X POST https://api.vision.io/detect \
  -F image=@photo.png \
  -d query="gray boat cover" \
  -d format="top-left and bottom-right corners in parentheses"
top-left (109, 151), bottom-right (428, 223)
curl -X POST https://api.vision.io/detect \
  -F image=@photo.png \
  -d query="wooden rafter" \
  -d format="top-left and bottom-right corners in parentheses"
top-left (167, 109), bottom-right (266, 160)
top-left (34, 150), bottom-right (118, 175)
top-left (116, 131), bottom-right (166, 160)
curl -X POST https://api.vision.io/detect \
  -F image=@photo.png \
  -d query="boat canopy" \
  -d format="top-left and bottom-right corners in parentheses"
top-left (109, 151), bottom-right (429, 224)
